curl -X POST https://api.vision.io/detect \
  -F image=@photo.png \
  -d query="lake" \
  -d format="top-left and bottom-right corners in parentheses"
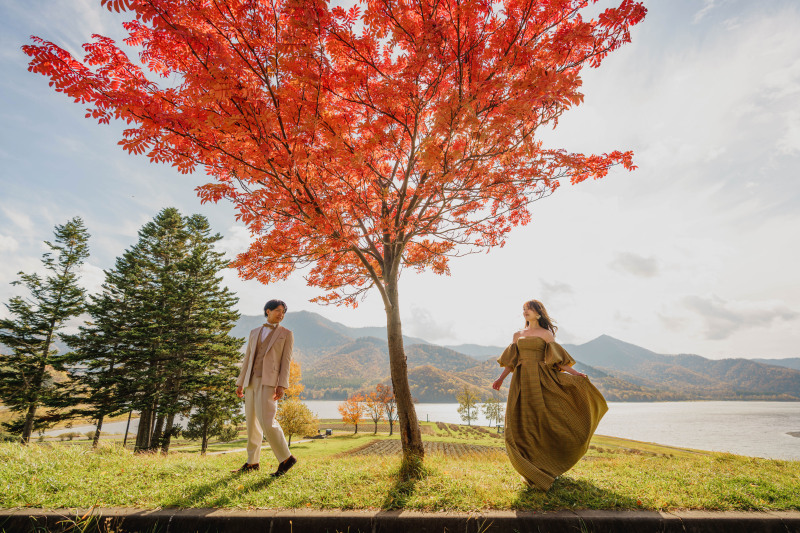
top-left (50, 400), bottom-right (800, 461)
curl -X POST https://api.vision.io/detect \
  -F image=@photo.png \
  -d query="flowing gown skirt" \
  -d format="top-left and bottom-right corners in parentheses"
top-left (499, 338), bottom-right (608, 490)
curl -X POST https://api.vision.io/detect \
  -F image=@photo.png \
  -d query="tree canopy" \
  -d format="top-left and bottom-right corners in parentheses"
top-left (24, 0), bottom-right (646, 466)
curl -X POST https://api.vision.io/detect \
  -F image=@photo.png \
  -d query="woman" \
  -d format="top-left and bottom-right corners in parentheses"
top-left (492, 299), bottom-right (607, 490)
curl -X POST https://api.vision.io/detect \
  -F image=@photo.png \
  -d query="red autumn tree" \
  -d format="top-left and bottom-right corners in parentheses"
top-left (24, 0), bottom-right (646, 469)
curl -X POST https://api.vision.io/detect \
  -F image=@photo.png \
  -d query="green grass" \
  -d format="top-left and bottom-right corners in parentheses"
top-left (1, 425), bottom-right (798, 512)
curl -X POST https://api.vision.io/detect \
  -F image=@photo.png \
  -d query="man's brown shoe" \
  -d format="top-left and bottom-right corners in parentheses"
top-left (234, 462), bottom-right (259, 473)
top-left (271, 455), bottom-right (297, 477)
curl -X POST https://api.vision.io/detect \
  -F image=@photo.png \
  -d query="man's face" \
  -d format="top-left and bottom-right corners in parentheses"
top-left (266, 305), bottom-right (286, 324)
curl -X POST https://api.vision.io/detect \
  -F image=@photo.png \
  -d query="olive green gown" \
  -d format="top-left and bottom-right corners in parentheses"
top-left (498, 336), bottom-right (608, 490)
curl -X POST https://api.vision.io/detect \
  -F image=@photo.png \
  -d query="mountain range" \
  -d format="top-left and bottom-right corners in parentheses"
top-left (233, 311), bottom-right (800, 403)
top-left (7, 310), bottom-right (796, 403)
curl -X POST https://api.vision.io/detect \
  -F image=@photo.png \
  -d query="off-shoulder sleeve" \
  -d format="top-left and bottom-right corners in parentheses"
top-left (497, 343), bottom-right (519, 369)
top-left (544, 342), bottom-right (577, 369)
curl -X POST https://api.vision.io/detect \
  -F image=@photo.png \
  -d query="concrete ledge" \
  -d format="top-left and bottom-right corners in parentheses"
top-left (0, 508), bottom-right (798, 533)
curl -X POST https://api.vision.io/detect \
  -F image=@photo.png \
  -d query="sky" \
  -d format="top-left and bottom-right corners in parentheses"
top-left (1, 0), bottom-right (799, 359)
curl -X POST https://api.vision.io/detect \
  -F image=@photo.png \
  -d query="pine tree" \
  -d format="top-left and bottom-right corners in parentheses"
top-left (0, 217), bottom-right (90, 443)
top-left (114, 208), bottom-right (189, 452)
top-left (80, 208), bottom-right (242, 452)
top-left (184, 383), bottom-right (243, 455)
top-left (58, 291), bottom-right (132, 448)
top-left (156, 213), bottom-right (243, 453)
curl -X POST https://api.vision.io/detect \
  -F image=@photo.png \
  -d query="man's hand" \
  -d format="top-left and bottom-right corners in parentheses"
top-left (273, 386), bottom-right (285, 401)
top-left (236, 385), bottom-right (244, 399)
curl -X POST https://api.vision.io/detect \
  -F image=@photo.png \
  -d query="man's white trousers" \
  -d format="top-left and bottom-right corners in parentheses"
top-left (244, 375), bottom-right (291, 465)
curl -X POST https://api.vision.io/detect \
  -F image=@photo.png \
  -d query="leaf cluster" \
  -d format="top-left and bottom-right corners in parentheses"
top-left (23, 0), bottom-right (646, 307)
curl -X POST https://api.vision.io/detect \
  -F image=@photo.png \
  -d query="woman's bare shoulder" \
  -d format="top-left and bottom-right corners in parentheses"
top-left (512, 330), bottom-right (523, 341)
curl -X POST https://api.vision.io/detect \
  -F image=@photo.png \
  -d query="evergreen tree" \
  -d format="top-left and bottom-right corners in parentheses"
top-left (0, 217), bottom-right (90, 443)
top-left (58, 292), bottom-right (131, 448)
top-left (81, 208), bottom-right (242, 452)
top-left (184, 382), bottom-right (243, 454)
top-left (155, 213), bottom-right (243, 453)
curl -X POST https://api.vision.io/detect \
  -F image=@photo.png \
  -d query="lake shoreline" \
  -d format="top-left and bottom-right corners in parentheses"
top-left (38, 400), bottom-right (800, 461)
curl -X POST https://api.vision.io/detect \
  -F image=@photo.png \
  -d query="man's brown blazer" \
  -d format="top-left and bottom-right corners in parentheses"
top-left (236, 325), bottom-right (293, 390)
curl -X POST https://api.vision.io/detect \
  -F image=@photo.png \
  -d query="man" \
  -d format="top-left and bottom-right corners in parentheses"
top-left (235, 299), bottom-right (297, 476)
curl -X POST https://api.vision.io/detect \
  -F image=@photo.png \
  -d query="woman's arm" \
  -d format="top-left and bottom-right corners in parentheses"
top-left (493, 367), bottom-right (513, 390)
top-left (558, 364), bottom-right (587, 378)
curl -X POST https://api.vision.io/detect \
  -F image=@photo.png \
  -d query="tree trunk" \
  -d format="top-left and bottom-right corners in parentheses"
top-left (135, 408), bottom-right (152, 452)
top-left (123, 411), bottom-right (132, 448)
top-left (389, 419), bottom-right (393, 436)
top-left (201, 422), bottom-right (209, 455)
top-left (21, 400), bottom-right (38, 444)
top-left (384, 276), bottom-right (424, 463)
top-left (160, 413), bottom-right (176, 454)
top-left (21, 364), bottom-right (47, 443)
top-left (92, 414), bottom-right (104, 448)
top-left (151, 412), bottom-right (166, 451)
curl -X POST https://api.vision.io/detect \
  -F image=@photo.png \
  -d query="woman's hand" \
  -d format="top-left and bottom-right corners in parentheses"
top-left (492, 378), bottom-right (504, 391)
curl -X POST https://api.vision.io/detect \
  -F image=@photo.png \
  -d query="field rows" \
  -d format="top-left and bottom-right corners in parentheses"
top-left (348, 439), bottom-right (504, 457)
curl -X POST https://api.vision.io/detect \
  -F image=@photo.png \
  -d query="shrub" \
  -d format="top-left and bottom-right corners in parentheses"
top-left (58, 431), bottom-right (81, 441)
top-left (85, 431), bottom-right (96, 440)
top-left (217, 424), bottom-right (239, 443)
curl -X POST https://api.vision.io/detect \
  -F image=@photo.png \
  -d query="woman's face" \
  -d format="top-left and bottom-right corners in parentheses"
top-left (523, 304), bottom-right (538, 324)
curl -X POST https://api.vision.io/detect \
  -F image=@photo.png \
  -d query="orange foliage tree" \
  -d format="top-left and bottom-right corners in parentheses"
top-left (338, 393), bottom-right (365, 434)
top-left (376, 383), bottom-right (397, 436)
top-left (364, 389), bottom-right (385, 435)
top-left (284, 360), bottom-right (305, 400)
top-left (23, 0), bottom-right (646, 468)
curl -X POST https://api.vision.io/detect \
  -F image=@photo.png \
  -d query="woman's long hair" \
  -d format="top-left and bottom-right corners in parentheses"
top-left (524, 299), bottom-right (558, 336)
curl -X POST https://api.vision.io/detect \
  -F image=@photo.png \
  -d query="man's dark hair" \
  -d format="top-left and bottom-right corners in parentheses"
top-left (264, 299), bottom-right (287, 316)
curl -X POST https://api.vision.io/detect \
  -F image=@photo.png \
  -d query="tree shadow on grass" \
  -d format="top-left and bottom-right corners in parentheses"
top-left (162, 470), bottom-right (277, 507)
top-left (381, 455), bottom-right (427, 510)
top-left (381, 476), bottom-right (420, 510)
top-left (512, 476), bottom-right (640, 511)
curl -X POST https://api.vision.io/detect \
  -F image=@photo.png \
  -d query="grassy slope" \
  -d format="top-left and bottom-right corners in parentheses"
top-left (1, 423), bottom-right (797, 512)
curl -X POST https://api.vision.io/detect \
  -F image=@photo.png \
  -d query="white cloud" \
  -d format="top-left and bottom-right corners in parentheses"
top-left (0, 234), bottom-right (18, 253)
top-left (610, 252), bottom-right (658, 278)
top-left (78, 262), bottom-right (106, 295)
top-left (539, 280), bottom-right (575, 304)
top-left (681, 295), bottom-right (798, 340)
top-left (404, 305), bottom-right (455, 342)
top-left (0, 207), bottom-right (34, 233)
top-left (777, 110), bottom-right (800, 155)
top-left (692, 0), bottom-right (719, 24)
top-left (216, 225), bottom-right (252, 260)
